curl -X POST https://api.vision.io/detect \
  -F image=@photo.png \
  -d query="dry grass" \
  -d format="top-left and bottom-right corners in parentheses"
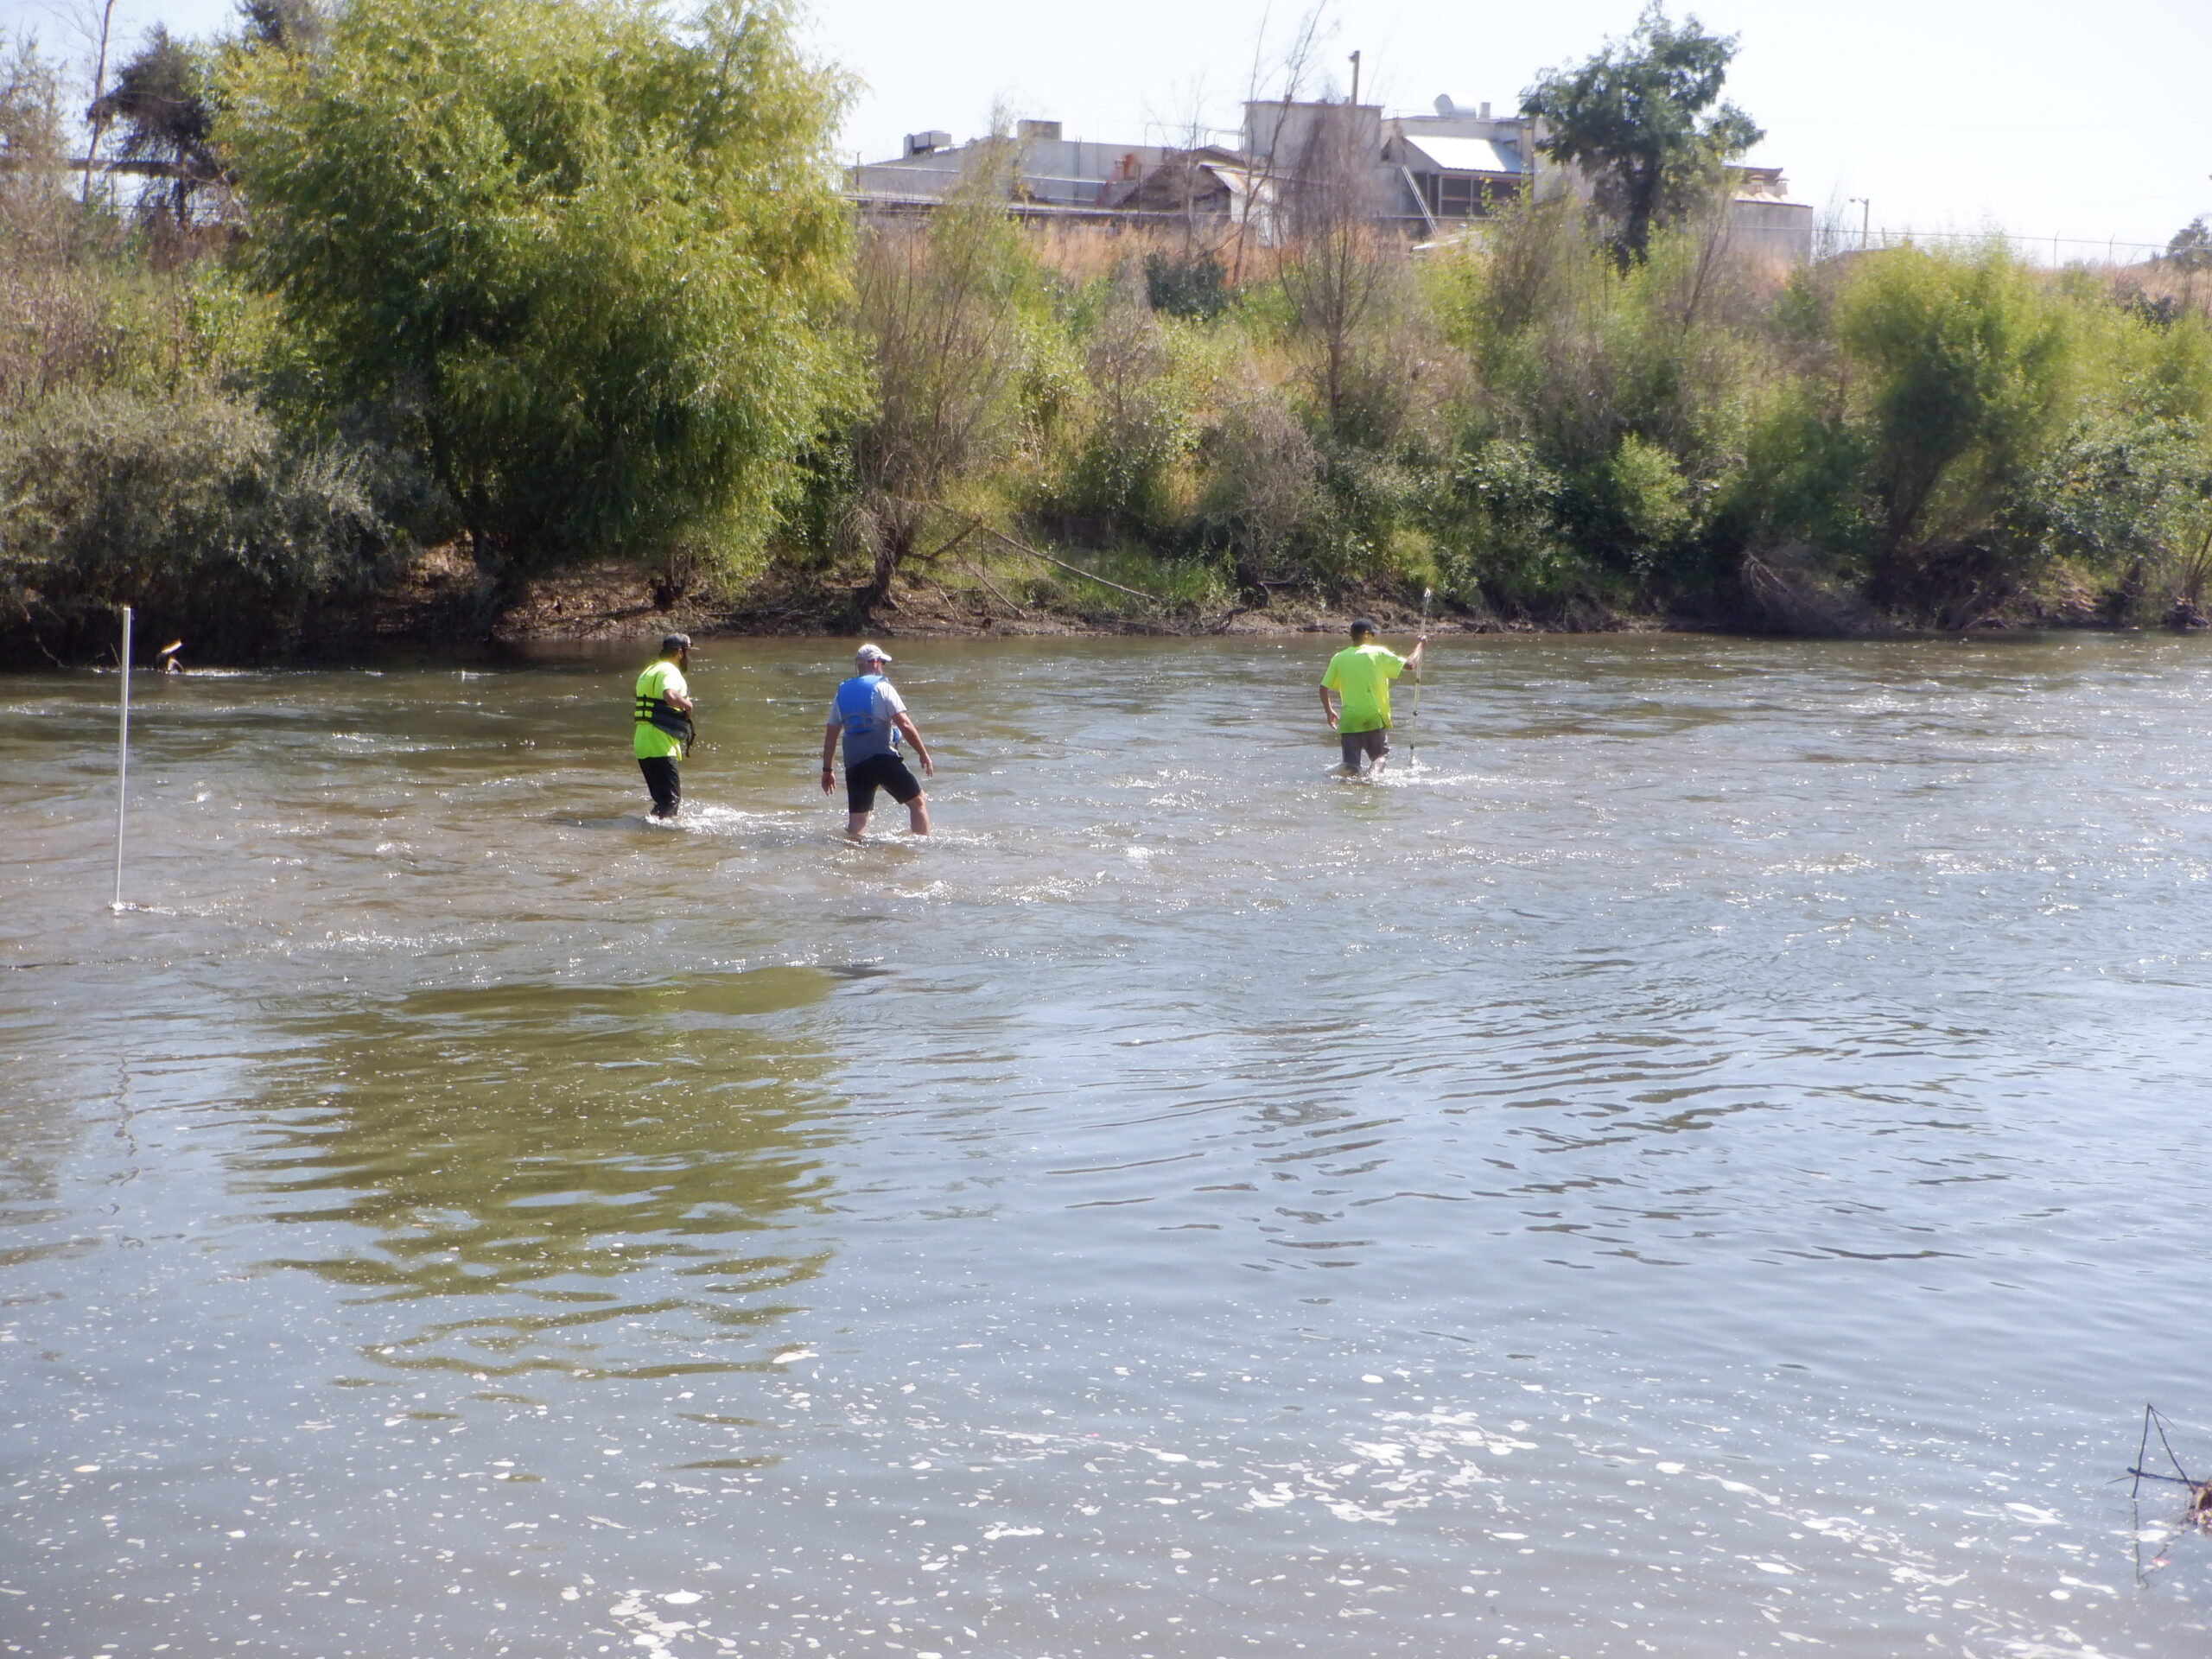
top-left (1018, 219), bottom-right (1296, 289)
top-left (2103, 259), bottom-right (2212, 323)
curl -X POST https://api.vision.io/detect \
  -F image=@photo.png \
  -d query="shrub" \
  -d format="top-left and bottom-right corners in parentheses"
top-left (1057, 268), bottom-right (1195, 537)
top-left (1144, 250), bottom-right (1228, 321)
top-left (0, 385), bottom-right (403, 659)
top-left (846, 152), bottom-right (1039, 601)
top-left (1831, 242), bottom-right (2076, 621)
top-left (1193, 378), bottom-right (1327, 592)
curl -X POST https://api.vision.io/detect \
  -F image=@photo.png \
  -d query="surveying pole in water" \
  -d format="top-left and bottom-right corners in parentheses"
top-left (1406, 588), bottom-right (1433, 764)
top-left (111, 605), bottom-right (131, 912)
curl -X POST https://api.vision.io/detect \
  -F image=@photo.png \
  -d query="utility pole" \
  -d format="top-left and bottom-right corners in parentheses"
top-left (1848, 197), bottom-right (1870, 251)
top-left (79, 0), bottom-right (118, 207)
top-left (1348, 50), bottom-right (1360, 106)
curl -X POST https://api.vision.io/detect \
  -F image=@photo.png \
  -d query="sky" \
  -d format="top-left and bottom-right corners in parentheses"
top-left (18, 0), bottom-right (2212, 260)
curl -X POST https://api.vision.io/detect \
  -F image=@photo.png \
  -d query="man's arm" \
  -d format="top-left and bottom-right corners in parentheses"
top-left (1404, 637), bottom-right (1427, 670)
top-left (666, 689), bottom-right (695, 713)
top-left (820, 719), bottom-right (840, 793)
top-left (1319, 686), bottom-right (1338, 728)
top-left (892, 711), bottom-right (934, 776)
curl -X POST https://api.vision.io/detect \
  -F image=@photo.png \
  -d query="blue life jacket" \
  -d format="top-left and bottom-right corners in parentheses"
top-left (834, 674), bottom-right (899, 761)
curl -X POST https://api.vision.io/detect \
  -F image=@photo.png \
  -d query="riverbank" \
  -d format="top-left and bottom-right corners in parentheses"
top-left (414, 545), bottom-right (2152, 653)
top-left (356, 544), bottom-right (1672, 655)
top-left (6, 537), bottom-right (2179, 671)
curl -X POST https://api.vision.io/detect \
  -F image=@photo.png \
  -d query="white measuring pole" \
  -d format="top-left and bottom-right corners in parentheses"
top-left (1406, 588), bottom-right (1433, 766)
top-left (111, 605), bottom-right (131, 912)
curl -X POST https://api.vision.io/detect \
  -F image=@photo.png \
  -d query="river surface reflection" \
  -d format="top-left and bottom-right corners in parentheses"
top-left (4, 632), bottom-right (2212, 1657)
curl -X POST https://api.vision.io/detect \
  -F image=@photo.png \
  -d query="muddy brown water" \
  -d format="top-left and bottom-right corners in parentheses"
top-left (5, 632), bottom-right (2212, 1657)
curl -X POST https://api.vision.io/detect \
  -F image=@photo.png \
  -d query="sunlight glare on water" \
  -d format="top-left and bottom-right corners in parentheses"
top-left (3, 632), bottom-right (2211, 1657)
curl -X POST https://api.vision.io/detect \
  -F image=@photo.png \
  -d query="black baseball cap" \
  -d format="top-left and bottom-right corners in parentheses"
top-left (1349, 618), bottom-right (1377, 637)
top-left (661, 632), bottom-right (692, 654)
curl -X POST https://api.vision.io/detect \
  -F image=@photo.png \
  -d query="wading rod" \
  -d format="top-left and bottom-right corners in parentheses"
top-left (1407, 588), bottom-right (1432, 762)
top-left (111, 605), bottom-right (131, 912)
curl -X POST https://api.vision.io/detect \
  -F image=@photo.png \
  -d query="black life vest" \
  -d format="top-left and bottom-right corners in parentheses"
top-left (634, 692), bottom-right (695, 750)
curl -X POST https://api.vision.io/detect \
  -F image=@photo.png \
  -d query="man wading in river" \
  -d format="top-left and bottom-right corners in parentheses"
top-left (632, 632), bottom-right (696, 820)
top-left (822, 644), bottom-right (934, 838)
top-left (1320, 619), bottom-right (1425, 774)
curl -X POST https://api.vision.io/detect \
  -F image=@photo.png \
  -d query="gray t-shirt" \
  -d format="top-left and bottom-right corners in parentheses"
top-left (830, 674), bottom-right (907, 765)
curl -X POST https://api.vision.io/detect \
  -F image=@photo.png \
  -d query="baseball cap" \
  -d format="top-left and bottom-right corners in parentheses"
top-left (855, 642), bottom-right (893, 663)
top-left (660, 632), bottom-right (692, 654)
top-left (1348, 618), bottom-right (1377, 637)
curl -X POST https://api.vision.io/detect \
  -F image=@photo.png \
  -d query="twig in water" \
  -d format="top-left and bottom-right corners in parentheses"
top-left (2152, 1405), bottom-right (2196, 1485)
top-left (2132, 1407), bottom-right (2212, 1586)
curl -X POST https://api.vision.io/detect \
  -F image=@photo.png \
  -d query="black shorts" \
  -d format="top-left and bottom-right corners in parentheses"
top-left (845, 752), bottom-right (922, 812)
top-left (1339, 727), bottom-right (1389, 766)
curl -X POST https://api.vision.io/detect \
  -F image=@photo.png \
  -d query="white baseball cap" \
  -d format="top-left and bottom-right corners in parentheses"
top-left (855, 643), bottom-right (893, 664)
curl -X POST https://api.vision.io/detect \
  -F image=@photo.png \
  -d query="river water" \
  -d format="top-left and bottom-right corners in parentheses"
top-left (5, 632), bottom-right (2212, 1659)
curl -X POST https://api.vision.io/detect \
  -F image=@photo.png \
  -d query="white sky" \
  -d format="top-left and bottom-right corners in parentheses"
top-left (18, 0), bottom-right (2212, 258)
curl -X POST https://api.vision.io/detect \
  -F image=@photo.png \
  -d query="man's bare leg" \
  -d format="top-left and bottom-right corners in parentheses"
top-left (906, 793), bottom-right (931, 836)
top-left (846, 810), bottom-right (871, 838)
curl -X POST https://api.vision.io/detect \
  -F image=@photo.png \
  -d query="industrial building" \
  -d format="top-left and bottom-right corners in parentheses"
top-left (849, 95), bottom-right (1815, 263)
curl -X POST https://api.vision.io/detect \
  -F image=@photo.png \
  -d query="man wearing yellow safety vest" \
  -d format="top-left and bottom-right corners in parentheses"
top-left (1319, 618), bottom-right (1425, 774)
top-left (632, 632), bottom-right (696, 820)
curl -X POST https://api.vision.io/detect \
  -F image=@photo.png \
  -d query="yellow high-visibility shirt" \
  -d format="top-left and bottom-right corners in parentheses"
top-left (1321, 644), bottom-right (1405, 734)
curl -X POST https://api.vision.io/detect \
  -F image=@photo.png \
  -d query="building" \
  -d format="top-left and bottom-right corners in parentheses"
top-left (850, 96), bottom-right (1813, 263)
top-left (1387, 98), bottom-right (1534, 233)
top-left (1720, 166), bottom-right (1815, 264)
top-left (849, 118), bottom-right (1192, 219)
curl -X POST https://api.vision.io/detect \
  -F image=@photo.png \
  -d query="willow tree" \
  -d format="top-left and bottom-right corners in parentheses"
top-left (222, 0), bottom-right (850, 575)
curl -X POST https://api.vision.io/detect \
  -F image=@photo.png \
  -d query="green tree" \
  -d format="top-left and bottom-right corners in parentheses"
top-left (237, 0), bottom-right (324, 50)
top-left (221, 0), bottom-right (851, 577)
top-left (89, 27), bottom-right (220, 226)
top-left (1520, 3), bottom-right (1762, 267)
top-left (2167, 217), bottom-right (2212, 274)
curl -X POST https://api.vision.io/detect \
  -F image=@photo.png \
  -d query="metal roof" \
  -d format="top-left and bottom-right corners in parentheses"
top-left (1399, 134), bottom-right (1522, 175)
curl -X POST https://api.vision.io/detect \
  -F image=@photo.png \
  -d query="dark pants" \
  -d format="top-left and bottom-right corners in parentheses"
top-left (639, 756), bottom-right (681, 817)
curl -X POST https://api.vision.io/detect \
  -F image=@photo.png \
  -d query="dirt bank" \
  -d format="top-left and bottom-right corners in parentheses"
top-left (9, 543), bottom-right (2145, 672)
top-left (469, 555), bottom-right (1668, 650)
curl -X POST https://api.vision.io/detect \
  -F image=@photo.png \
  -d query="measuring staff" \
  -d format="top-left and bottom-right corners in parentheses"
top-left (632, 632), bottom-right (696, 821)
